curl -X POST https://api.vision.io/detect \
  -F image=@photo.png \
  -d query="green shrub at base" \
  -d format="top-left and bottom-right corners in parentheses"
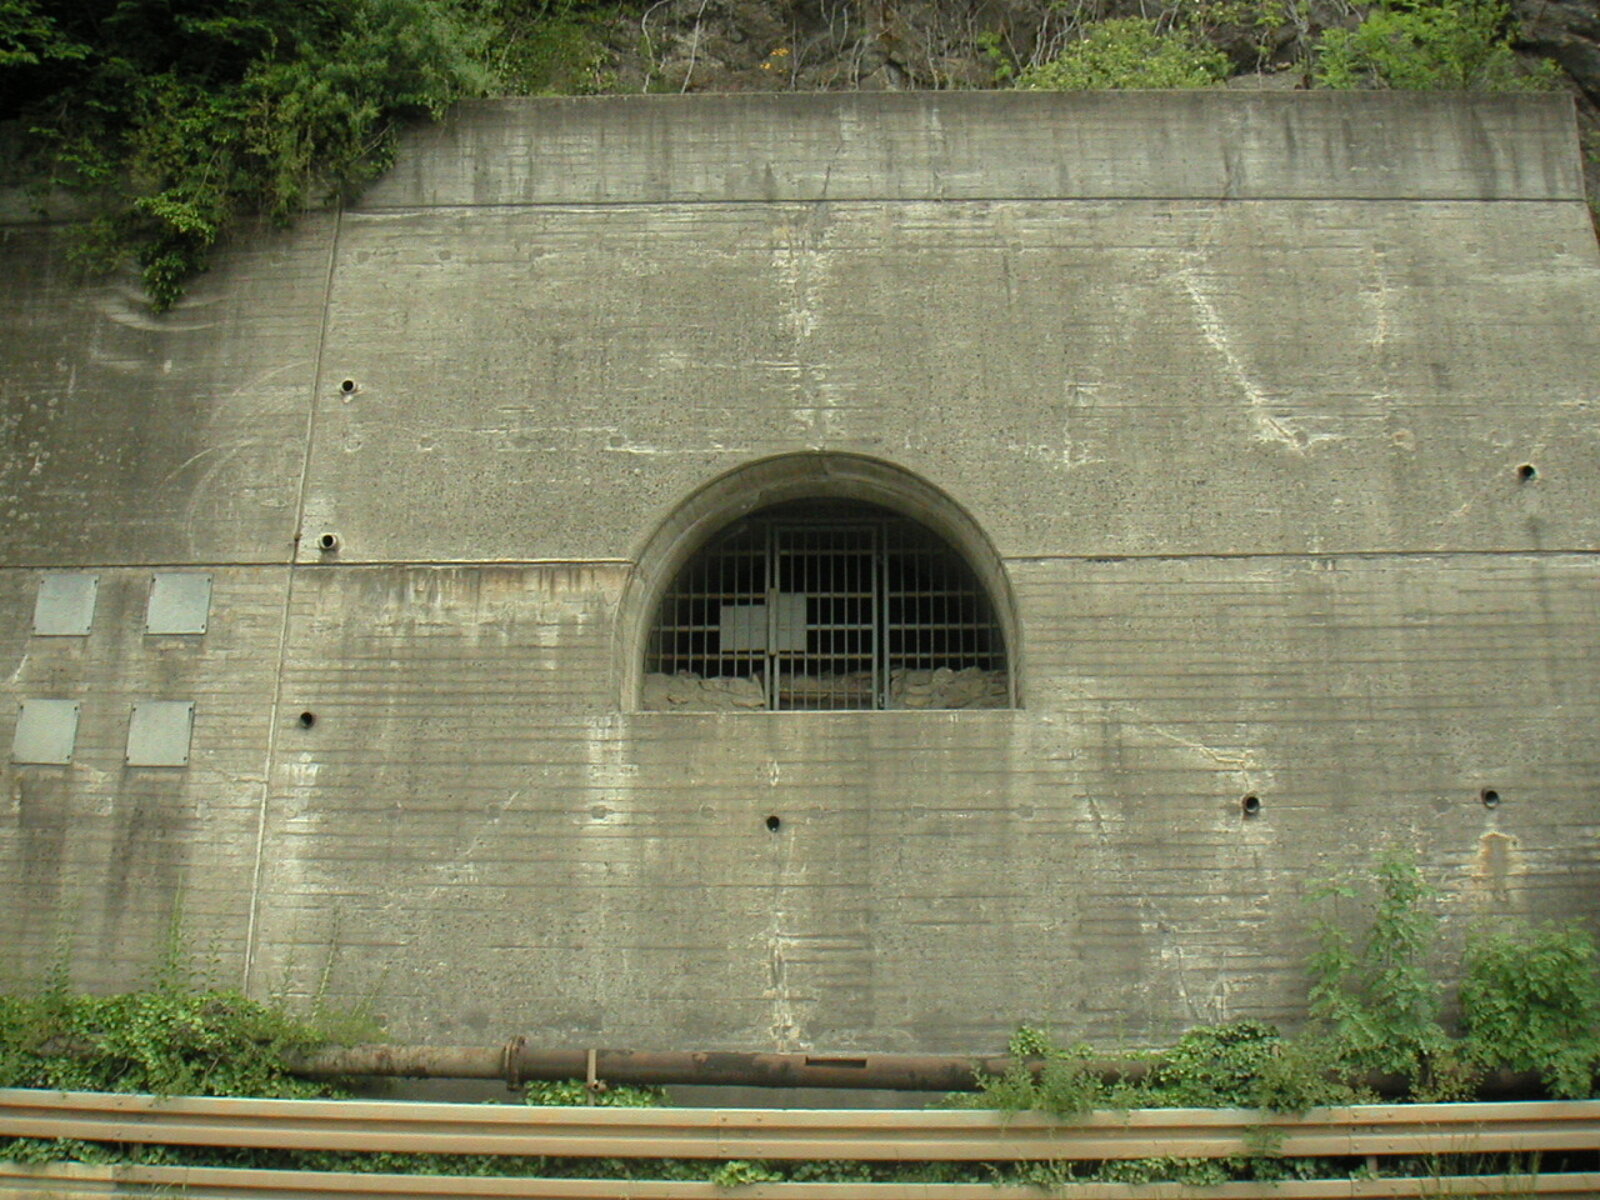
top-left (1461, 923), bottom-right (1600, 1099)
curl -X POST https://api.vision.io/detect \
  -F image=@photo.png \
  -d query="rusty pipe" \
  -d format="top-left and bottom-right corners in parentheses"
top-left (285, 1044), bottom-right (1153, 1092)
top-left (283, 1044), bottom-right (1549, 1098)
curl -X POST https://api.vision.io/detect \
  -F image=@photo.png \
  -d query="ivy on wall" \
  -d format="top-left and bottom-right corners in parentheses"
top-left (1, 0), bottom-right (496, 310)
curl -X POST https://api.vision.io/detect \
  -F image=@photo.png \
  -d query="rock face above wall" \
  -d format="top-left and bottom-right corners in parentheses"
top-left (1516, 0), bottom-right (1600, 106)
top-left (1, 94), bottom-right (1597, 1053)
top-left (584, 2), bottom-right (1600, 106)
top-left (559, 1), bottom-right (1600, 207)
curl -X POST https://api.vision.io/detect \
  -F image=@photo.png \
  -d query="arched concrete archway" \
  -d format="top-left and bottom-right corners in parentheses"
top-left (618, 453), bottom-right (1021, 709)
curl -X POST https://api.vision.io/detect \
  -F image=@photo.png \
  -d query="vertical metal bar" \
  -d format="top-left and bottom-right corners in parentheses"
top-left (940, 548), bottom-right (949, 673)
top-left (871, 522), bottom-right (882, 709)
top-left (812, 528), bottom-right (821, 711)
top-left (820, 528), bottom-right (830, 711)
top-left (829, 530), bottom-right (838, 711)
top-left (641, 511), bottom-right (1011, 710)
top-left (765, 524), bottom-right (778, 710)
top-left (924, 545), bottom-right (934, 672)
top-left (882, 542), bottom-right (892, 707)
top-left (958, 557), bottom-right (970, 672)
top-left (844, 530), bottom-right (854, 710)
top-left (709, 541), bottom-right (717, 682)
top-left (790, 526), bottom-right (802, 711)
top-left (923, 544), bottom-right (932, 674)
top-left (691, 548), bottom-right (701, 680)
top-left (823, 528), bottom-right (832, 709)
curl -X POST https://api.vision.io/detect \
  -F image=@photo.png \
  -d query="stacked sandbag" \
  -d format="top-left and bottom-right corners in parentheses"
top-left (889, 667), bottom-right (1008, 709)
top-left (641, 671), bottom-right (766, 711)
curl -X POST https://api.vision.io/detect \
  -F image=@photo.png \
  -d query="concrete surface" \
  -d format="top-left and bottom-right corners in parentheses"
top-left (1, 91), bottom-right (1596, 1053)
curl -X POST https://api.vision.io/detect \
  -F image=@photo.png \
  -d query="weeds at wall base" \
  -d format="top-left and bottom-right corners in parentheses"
top-left (1, 854), bottom-right (1596, 1185)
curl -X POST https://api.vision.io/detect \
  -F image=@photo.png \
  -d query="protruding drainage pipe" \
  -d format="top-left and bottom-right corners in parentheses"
top-left (286, 1044), bottom-right (1148, 1092)
top-left (281, 1043), bottom-right (1545, 1098)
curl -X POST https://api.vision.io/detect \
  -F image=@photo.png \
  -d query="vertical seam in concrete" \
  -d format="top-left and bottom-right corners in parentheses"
top-left (241, 204), bottom-right (343, 994)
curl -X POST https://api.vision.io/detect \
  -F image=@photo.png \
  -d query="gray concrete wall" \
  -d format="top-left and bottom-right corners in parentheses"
top-left (1, 92), bottom-right (1597, 1052)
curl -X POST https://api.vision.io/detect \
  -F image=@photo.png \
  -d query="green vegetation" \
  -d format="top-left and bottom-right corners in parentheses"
top-left (0, 0), bottom-right (651, 309)
top-left (4, 852), bottom-right (1595, 1191)
top-left (1315, 0), bottom-right (1560, 91)
top-left (1, 0), bottom-right (1580, 306)
top-left (479, 0), bottom-right (623, 95)
top-left (1305, 848), bottom-right (1455, 1088)
top-left (0, 0), bottom-right (496, 309)
top-left (973, 852), bottom-right (1600, 1116)
top-left (0, 951), bottom-right (344, 1098)
top-left (1461, 923), bottom-right (1600, 1099)
top-left (1011, 0), bottom-right (1559, 95)
top-left (1017, 17), bottom-right (1231, 91)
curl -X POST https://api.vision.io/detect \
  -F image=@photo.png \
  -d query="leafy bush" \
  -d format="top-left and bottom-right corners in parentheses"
top-left (5, 0), bottom-right (494, 310)
top-left (950, 1025), bottom-right (1105, 1118)
top-left (1306, 849), bottom-right (1451, 1086)
top-left (0, 984), bottom-right (342, 1098)
top-left (474, 0), bottom-right (622, 95)
top-left (1018, 17), bottom-right (1231, 91)
top-left (1461, 924), bottom-right (1600, 1098)
top-left (1136, 1020), bottom-right (1287, 1107)
top-left (965, 854), bottom-right (1597, 1118)
top-left (1315, 0), bottom-right (1560, 91)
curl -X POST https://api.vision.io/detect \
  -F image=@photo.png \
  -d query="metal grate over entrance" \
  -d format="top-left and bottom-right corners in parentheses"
top-left (644, 503), bottom-right (1009, 711)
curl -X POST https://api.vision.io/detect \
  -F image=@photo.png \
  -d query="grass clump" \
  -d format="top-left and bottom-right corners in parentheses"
top-left (1018, 17), bottom-right (1231, 90)
top-left (1314, 0), bottom-right (1561, 91)
top-left (0, 980), bottom-right (344, 1100)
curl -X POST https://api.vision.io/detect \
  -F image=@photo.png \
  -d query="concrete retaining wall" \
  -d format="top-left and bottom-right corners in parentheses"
top-left (1, 92), bottom-right (1596, 1051)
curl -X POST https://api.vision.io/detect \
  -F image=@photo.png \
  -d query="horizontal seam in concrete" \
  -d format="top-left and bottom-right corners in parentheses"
top-left (289, 558), bottom-right (636, 569)
top-left (631, 709), bottom-right (1022, 717)
top-left (4, 199), bottom-right (1582, 227)
top-left (0, 559), bottom-right (636, 571)
top-left (1007, 548), bottom-right (1600, 564)
top-left (2, 550), bottom-right (1595, 572)
top-left (347, 196), bottom-right (1584, 213)
top-left (0, 560), bottom-right (297, 571)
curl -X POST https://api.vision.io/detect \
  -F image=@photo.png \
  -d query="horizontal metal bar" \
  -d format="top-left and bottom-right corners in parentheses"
top-left (3, 1091), bottom-right (1599, 1163)
top-left (4, 1162), bottom-right (1600, 1200)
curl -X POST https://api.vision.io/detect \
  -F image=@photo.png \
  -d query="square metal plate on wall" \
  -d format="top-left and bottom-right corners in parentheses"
top-left (32, 574), bottom-right (98, 636)
top-left (126, 701), bottom-right (195, 767)
top-left (12, 700), bottom-right (81, 764)
top-left (145, 573), bottom-right (212, 635)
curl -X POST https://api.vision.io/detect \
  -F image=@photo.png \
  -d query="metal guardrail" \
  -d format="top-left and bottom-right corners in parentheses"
top-left (4, 1161), bottom-right (1600, 1199)
top-left (1, 1089), bottom-right (1597, 1199)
